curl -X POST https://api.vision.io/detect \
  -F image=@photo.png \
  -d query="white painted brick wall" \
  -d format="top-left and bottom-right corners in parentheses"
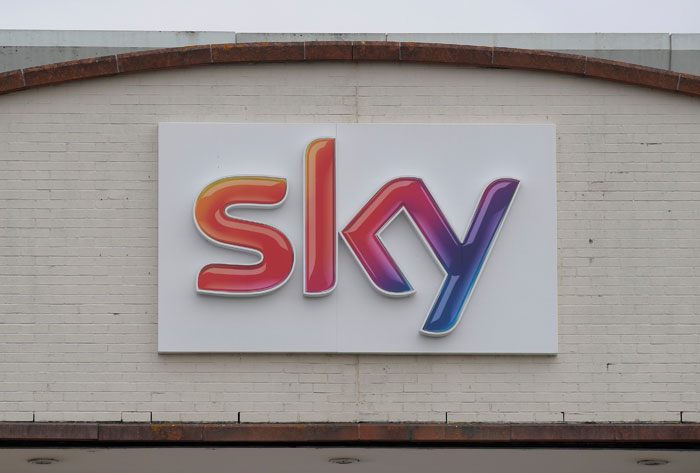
top-left (0, 63), bottom-right (699, 423)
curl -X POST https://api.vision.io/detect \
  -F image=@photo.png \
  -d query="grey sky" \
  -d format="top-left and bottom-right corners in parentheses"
top-left (2, 0), bottom-right (700, 33)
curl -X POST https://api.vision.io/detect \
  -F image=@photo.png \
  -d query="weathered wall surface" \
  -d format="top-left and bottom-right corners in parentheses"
top-left (4, 31), bottom-right (700, 74)
top-left (0, 30), bottom-right (238, 72)
top-left (0, 63), bottom-right (699, 423)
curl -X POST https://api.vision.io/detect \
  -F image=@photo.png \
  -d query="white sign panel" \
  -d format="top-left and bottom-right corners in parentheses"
top-left (158, 124), bottom-right (557, 353)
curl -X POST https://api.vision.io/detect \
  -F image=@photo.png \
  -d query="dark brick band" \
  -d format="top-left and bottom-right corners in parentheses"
top-left (1, 42), bottom-right (699, 98)
top-left (0, 422), bottom-right (698, 446)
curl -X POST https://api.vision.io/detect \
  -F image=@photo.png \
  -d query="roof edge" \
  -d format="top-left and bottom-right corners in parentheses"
top-left (1, 422), bottom-right (699, 446)
top-left (1, 41), bottom-right (700, 97)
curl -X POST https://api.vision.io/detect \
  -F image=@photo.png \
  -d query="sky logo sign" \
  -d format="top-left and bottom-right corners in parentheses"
top-left (158, 123), bottom-right (556, 354)
top-left (193, 138), bottom-right (519, 337)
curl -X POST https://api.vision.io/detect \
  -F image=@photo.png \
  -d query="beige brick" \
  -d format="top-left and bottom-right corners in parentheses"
top-left (121, 411), bottom-right (152, 422)
top-left (0, 63), bottom-right (699, 424)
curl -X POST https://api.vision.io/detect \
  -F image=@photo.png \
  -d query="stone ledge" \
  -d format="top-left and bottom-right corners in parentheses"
top-left (0, 422), bottom-right (699, 446)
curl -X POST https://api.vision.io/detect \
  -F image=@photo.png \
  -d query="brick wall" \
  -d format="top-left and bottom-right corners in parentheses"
top-left (0, 63), bottom-right (699, 423)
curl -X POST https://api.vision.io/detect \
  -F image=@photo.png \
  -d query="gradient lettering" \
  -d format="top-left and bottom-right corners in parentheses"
top-left (341, 178), bottom-right (519, 336)
top-left (304, 138), bottom-right (337, 296)
top-left (194, 176), bottom-right (295, 295)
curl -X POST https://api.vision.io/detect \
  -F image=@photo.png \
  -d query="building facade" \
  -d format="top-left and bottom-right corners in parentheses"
top-left (0, 31), bottom-right (699, 471)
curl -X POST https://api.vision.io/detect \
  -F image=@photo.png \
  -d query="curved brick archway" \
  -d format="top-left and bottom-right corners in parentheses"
top-left (1, 41), bottom-right (700, 97)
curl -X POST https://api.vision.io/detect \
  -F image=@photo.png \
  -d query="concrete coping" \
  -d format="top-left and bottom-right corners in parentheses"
top-left (2, 422), bottom-right (700, 445)
top-left (1, 41), bottom-right (699, 98)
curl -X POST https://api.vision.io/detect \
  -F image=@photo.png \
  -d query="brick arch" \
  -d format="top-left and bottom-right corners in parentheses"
top-left (1, 41), bottom-right (699, 97)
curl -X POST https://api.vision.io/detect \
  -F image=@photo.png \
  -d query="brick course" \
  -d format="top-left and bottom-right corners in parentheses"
top-left (2, 42), bottom-right (700, 97)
